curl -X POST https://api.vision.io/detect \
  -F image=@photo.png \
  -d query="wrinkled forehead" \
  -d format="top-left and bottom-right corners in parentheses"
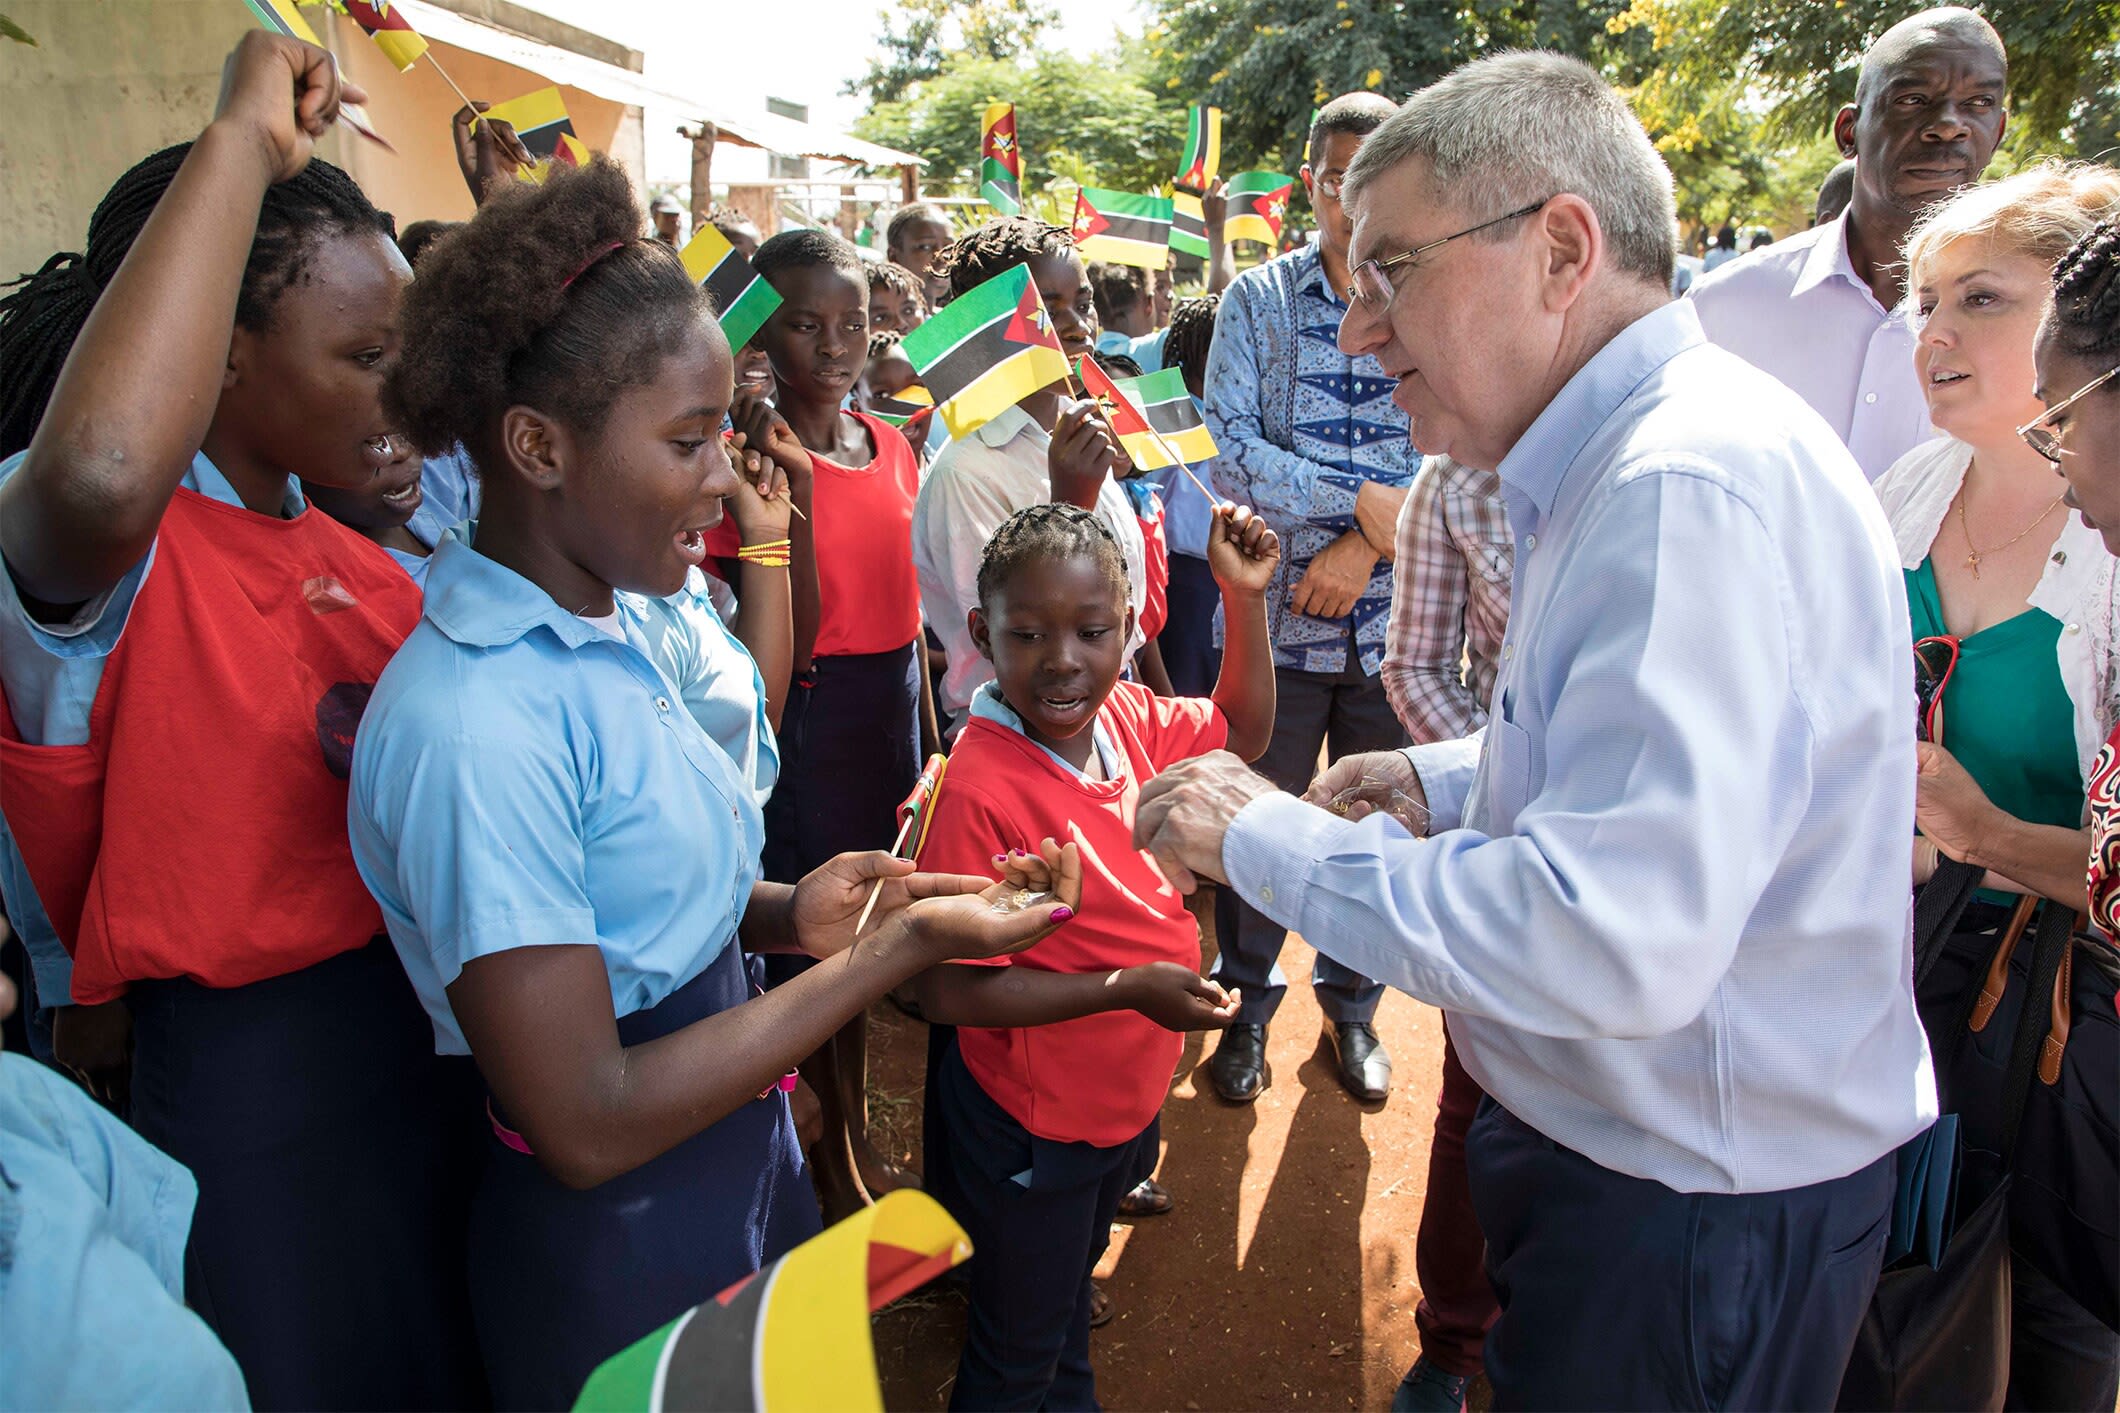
top-left (1344, 156), bottom-right (1456, 266)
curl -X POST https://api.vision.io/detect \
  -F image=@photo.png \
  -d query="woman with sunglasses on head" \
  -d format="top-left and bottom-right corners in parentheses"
top-left (1873, 168), bottom-right (2120, 1412)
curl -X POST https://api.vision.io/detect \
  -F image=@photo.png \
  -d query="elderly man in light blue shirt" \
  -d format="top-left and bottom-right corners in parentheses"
top-left (1134, 52), bottom-right (1934, 1410)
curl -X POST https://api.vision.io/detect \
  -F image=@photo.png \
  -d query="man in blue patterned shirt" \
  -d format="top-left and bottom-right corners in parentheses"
top-left (1204, 93), bottom-right (1420, 1105)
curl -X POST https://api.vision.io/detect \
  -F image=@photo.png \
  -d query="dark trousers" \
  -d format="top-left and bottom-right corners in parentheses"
top-left (1159, 553), bottom-right (1222, 697)
top-left (1212, 661), bottom-right (1401, 1026)
top-left (936, 1044), bottom-right (1157, 1412)
top-left (1468, 1098), bottom-right (1893, 1411)
top-left (761, 641), bottom-right (922, 885)
top-left (126, 939), bottom-right (490, 1412)
top-left (1413, 1026), bottom-right (1497, 1378)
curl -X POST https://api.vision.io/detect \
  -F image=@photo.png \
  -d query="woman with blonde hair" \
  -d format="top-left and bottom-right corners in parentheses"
top-left (1874, 160), bottom-right (2120, 1410)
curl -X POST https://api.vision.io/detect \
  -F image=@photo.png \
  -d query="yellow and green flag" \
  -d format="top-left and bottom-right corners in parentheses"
top-left (1177, 104), bottom-right (1221, 189)
top-left (573, 1191), bottom-right (972, 1412)
top-left (980, 103), bottom-right (1023, 216)
top-left (680, 227), bottom-right (783, 350)
top-left (334, 0), bottom-right (428, 71)
top-left (900, 264), bottom-right (1071, 439)
top-left (483, 87), bottom-right (591, 182)
top-left (1170, 190), bottom-right (1208, 259)
top-left (1080, 360), bottom-right (1216, 471)
top-left (870, 384), bottom-right (933, 429)
top-left (1225, 172), bottom-right (1296, 248)
top-left (1071, 188), bottom-right (1173, 271)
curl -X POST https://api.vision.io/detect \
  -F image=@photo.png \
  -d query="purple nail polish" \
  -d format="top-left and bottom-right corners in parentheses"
top-left (1051, 906), bottom-right (1075, 923)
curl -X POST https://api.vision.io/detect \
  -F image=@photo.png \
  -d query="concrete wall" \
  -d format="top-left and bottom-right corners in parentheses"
top-left (0, 0), bottom-right (647, 282)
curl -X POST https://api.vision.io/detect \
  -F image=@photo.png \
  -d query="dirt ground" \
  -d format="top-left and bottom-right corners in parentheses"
top-left (865, 888), bottom-right (1492, 1413)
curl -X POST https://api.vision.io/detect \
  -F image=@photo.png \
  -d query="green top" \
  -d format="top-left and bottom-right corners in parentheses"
top-left (1907, 557), bottom-right (2083, 855)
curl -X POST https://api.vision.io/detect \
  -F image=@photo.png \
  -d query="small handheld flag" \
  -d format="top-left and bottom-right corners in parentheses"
top-left (851, 754), bottom-right (950, 942)
top-left (1078, 359), bottom-right (1220, 505)
top-left (980, 103), bottom-right (1023, 217)
top-left (333, 0), bottom-right (427, 71)
top-left (1224, 172), bottom-right (1296, 247)
top-left (900, 265), bottom-right (1072, 439)
top-left (237, 0), bottom-right (393, 150)
top-left (870, 385), bottom-right (934, 429)
top-left (680, 226), bottom-right (784, 350)
top-left (1177, 104), bottom-right (1222, 189)
top-left (481, 86), bottom-right (590, 182)
top-left (1302, 105), bottom-right (1322, 163)
top-left (1170, 190), bottom-right (1209, 259)
top-left (1071, 188), bottom-right (1174, 271)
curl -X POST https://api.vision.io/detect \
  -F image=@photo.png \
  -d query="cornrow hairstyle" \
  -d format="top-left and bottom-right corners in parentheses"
top-left (386, 156), bottom-right (711, 461)
top-left (1164, 294), bottom-right (1220, 391)
top-left (975, 502), bottom-right (1131, 612)
top-left (932, 216), bottom-right (1076, 306)
top-left (867, 258), bottom-right (926, 313)
top-left (1088, 262), bottom-right (1145, 325)
top-left (0, 143), bottom-right (393, 459)
top-left (751, 227), bottom-right (867, 289)
top-left (1095, 352), bottom-right (1145, 380)
top-left (2049, 219), bottom-right (2120, 364)
top-left (867, 329), bottom-right (903, 362)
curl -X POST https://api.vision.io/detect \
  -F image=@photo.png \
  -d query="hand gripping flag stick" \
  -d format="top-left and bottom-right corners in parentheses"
top-left (851, 754), bottom-right (950, 945)
top-left (1073, 358), bottom-right (1225, 508)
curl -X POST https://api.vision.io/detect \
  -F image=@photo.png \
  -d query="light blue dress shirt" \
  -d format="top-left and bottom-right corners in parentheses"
top-left (0, 1053), bottom-right (249, 1410)
top-left (1224, 301), bottom-right (1936, 1194)
top-left (349, 536), bottom-right (775, 1056)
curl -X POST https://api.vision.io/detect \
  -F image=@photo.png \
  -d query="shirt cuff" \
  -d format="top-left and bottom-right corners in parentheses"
top-left (1403, 734), bottom-right (1482, 833)
top-left (1222, 791), bottom-right (1358, 935)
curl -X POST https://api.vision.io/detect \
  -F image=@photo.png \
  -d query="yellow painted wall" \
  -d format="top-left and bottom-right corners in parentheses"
top-left (0, 0), bottom-right (646, 281)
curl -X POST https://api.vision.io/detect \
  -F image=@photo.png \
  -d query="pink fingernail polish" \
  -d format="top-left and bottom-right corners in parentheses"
top-left (1051, 906), bottom-right (1075, 922)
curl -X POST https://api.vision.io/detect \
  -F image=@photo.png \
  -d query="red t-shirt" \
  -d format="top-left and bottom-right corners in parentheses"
top-left (916, 680), bottom-right (1228, 1146)
top-left (1136, 499), bottom-right (1170, 643)
top-left (704, 411), bottom-right (921, 658)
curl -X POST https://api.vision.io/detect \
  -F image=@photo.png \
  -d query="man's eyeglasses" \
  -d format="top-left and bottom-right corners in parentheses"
top-left (1914, 635), bottom-right (1959, 745)
top-left (2018, 364), bottom-right (2120, 464)
top-left (1345, 199), bottom-right (1551, 313)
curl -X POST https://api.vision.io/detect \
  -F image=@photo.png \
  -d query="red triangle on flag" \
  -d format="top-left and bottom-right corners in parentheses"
top-left (1001, 275), bottom-right (1061, 351)
top-left (1071, 194), bottom-right (1110, 242)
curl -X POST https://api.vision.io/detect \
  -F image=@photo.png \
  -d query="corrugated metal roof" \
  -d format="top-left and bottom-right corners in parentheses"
top-left (391, 0), bottom-right (923, 168)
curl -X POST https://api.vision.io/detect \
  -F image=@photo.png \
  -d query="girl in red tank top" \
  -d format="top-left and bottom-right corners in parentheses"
top-left (0, 36), bottom-right (485, 1408)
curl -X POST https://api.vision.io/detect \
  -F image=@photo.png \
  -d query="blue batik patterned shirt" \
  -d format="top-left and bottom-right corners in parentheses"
top-left (1204, 243), bottom-right (1419, 674)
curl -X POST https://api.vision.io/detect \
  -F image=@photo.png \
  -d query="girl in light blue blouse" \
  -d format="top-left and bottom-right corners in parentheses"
top-left (347, 158), bottom-right (1082, 1410)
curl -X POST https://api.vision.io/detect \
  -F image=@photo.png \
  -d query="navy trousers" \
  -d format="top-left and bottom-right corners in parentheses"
top-left (761, 640), bottom-right (922, 887)
top-left (1158, 553), bottom-right (1222, 698)
top-left (1212, 661), bottom-right (1400, 1026)
top-left (125, 938), bottom-right (490, 1412)
top-left (1467, 1098), bottom-right (1893, 1411)
top-left (935, 1043), bottom-right (1158, 1412)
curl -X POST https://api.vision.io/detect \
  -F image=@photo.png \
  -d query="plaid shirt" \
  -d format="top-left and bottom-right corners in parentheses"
top-left (1205, 244), bottom-right (1420, 674)
top-left (1382, 455), bottom-right (1513, 743)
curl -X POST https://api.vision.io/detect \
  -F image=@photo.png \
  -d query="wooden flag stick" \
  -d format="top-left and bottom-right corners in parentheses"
top-left (425, 51), bottom-right (482, 121)
top-left (850, 812), bottom-right (917, 944)
top-left (1073, 360), bottom-right (1228, 510)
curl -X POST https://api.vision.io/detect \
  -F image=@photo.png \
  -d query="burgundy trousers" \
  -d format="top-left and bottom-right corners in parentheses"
top-left (1413, 1024), bottom-right (1500, 1378)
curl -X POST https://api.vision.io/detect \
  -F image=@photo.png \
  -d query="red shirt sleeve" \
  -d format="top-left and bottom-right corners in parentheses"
top-left (912, 766), bottom-right (1030, 969)
top-left (1107, 680), bottom-right (1228, 774)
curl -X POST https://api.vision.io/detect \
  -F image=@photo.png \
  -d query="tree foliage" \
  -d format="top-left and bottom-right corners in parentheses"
top-left (845, 0), bottom-right (1059, 108)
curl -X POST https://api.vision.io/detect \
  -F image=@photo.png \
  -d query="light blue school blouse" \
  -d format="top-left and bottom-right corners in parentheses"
top-left (348, 534), bottom-right (775, 1056)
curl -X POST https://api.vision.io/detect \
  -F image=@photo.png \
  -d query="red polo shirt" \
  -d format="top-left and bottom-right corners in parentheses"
top-left (917, 681), bottom-right (1227, 1146)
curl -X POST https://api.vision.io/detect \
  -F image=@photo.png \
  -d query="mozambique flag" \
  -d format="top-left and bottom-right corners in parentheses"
top-left (680, 227), bottom-right (783, 350)
top-left (1170, 190), bottom-right (1208, 259)
top-left (979, 103), bottom-right (1023, 216)
top-left (1177, 104), bottom-right (1222, 189)
top-left (1225, 171), bottom-right (1296, 247)
top-left (900, 264), bottom-right (1071, 439)
top-left (336, 0), bottom-right (427, 71)
top-left (1080, 359), bottom-right (1217, 472)
top-left (1071, 188), bottom-right (1172, 271)
top-left (870, 384), bottom-right (933, 429)
top-left (483, 87), bottom-right (591, 181)
top-left (573, 1191), bottom-right (972, 1412)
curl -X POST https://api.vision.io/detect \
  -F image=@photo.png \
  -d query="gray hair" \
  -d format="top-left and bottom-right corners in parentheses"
top-left (1343, 51), bottom-right (1677, 289)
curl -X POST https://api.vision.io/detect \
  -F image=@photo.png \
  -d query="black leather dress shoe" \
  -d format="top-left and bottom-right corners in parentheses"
top-left (1208, 1023), bottom-right (1269, 1103)
top-left (1328, 1021), bottom-right (1392, 1101)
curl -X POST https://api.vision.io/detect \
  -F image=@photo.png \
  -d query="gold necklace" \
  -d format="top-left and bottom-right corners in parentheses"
top-left (1958, 485), bottom-right (2066, 579)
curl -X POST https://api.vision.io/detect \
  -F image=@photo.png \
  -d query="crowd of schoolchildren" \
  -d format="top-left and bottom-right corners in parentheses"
top-left (3, 14), bottom-right (2120, 1413)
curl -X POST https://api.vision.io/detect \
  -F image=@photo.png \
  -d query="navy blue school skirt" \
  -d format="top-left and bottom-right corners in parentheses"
top-left (761, 640), bottom-right (922, 887)
top-left (125, 936), bottom-right (490, 1412)
top-left (468, 942), bottom-right (821, 1411)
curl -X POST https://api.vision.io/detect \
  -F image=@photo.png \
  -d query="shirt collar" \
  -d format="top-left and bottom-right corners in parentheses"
top-left (420, 531), bottom-right (639, 652)
top-left (187, 450), bottom-right (307, 517)
top-left (1288, 242), bottom-right (1341, 304)
top-left (969, 680), bottom-right (1120, 780)
top-left (1496, 299), bottom-right (1705, 517)
top-left (1790, 212), bottom-right (1879, 310)
top-left (974, 402), bottom-right (1044, 449)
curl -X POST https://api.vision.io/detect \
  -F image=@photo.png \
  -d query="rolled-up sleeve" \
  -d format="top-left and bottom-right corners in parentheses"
top-left (1223, 469), bottom-right (1809, 1040)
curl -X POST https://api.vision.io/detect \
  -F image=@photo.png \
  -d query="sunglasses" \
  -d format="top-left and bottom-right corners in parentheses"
top-left (1914, 635), bottom-right (1959, 745)
top-left (2018, 364), bottom-right (2120, 464)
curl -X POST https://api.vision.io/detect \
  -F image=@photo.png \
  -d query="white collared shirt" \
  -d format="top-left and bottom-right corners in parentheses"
top-left (1689, 214), bottom-right (1936, 482)
top-left (911, 403), bottom-right (1149, 723)
top-left (1224, 300), bottom-right (1936, 1194)
top-left (1873, 436), bottom-right (2120, 786)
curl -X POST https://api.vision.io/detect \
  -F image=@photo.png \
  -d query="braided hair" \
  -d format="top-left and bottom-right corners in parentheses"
top-left (932, 217), bottom-right (1075, 306)
top-left (867, 329), bottom-right (903, 362)
top-left (0, 143), bottom-right (392, 459)
top-left (866, 259), bottom-right (926, 316)
top-left (386, 156), bottom-right (710, 460)
top-left (2049, 219), bottom-right (2120, 364)
top-left (1163, 294), bottom-right (1220, 395)
top-left (975, 502), bottom-right (1130, 612)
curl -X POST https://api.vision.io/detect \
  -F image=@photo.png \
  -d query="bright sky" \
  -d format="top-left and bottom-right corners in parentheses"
top-left (524, 0), bottom-right (1149, 187)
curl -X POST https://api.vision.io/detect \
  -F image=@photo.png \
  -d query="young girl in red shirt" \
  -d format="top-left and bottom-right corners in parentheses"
top-left (913, 499), bottom-right (1280, 1409)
